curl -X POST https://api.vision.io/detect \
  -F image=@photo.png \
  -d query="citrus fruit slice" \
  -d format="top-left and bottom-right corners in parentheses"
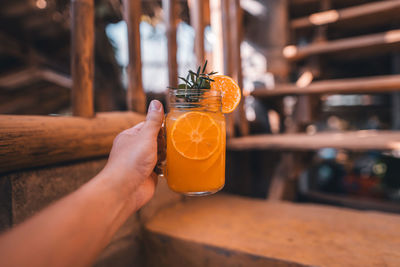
top-left (210, 75), bottom-right (241, 113)
top-left (171, 111), bottom-right (220, 160)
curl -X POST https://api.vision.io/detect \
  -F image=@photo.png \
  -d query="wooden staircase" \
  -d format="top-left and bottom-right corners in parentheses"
top-left (228, 0), bottom-right (400, 209)
top-left (143, 193), bottom-right (400, 266)
top-left (232, 0), bottom-right (400, 158)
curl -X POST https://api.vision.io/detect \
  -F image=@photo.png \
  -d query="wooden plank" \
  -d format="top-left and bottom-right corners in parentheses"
top-left (0, 68), bottom-right (71, 89)
top-left (393, 53), bottom-right (400, 130)
top-left (227, 130), bottom-right (400, 151)
top-left (71, 0), bottom-right (95, 118)
top-left (123, 0), bottom-right (146, 113)
top-left (252, 75), bottom-right (400, 97)
top-left (189, 0), bottom-right (205, 67)
top-left (163, 0), bottom-right (178, 90)
top-left (145, 194), bottom-right (400, 266)
top-left (0, 112), bottom-right (144, 174)
top-left (210, 0), bottom-right (224, 73)
top-left (302, 191), bottom-right (400, 214)
top-left (284, 29), bottom-right (400, 61)
top-left (291, 1), bottom-right (400, 29)
top-left (290, 0), bottom-right (318, 5)
top-left (221, 0), bottom-right (234, 137)
top-left (221, 0), bottom-right (233, 77)
top-left (230, 0), bottom-right (248, 136)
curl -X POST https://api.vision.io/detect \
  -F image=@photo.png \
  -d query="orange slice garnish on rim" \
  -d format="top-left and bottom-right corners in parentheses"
top-left (171, 111), bottom-right (220, 160)
top-left (210, 75), bottom-right (241, 113)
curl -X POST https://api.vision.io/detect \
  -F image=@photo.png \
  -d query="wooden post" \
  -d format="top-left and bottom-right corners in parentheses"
top-left (123, 0), bottom-right (146, 113)
top-left (189, 0), bottom-right (205, 67)
top-left (392, 53), bottom-right (400, 130)
top-left (163, 0), bottom-right (178, 90)
top-left (220, 0), bottom-right (234, 137)
top-left (221, 0), bottom-right (233, 77)
top-left (210, 0), bottom-right (224, 72)
top-left (230, 0), bottom-right (249, 136)
top-left (71, 0), bottom-right (95, 118)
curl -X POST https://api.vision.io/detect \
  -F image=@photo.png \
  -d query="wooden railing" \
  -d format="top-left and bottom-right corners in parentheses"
top-left (0, 0), bottom-right (247, 174)
top-left (0, 0), bottom-right (146, 174)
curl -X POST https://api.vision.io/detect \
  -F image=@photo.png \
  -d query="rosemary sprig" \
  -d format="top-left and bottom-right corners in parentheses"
top-left (168, 60), bottom-right (217, 102)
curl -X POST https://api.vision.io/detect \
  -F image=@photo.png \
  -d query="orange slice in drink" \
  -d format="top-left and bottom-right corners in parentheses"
top-left (171, 111), bottom-right (220, 160)
top-left (210, 75), bottom-right (241, 113)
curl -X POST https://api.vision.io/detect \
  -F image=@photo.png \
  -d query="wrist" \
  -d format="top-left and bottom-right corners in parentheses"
top-left (93, 168), bottom-right (140, 213)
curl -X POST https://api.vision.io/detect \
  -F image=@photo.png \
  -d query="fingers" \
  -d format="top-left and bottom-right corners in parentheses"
top-left (142, 100), bottom-right (164, 138)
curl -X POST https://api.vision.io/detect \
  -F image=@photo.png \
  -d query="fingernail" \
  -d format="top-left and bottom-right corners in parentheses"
top-left (149, 100), bottom-right (162, 112)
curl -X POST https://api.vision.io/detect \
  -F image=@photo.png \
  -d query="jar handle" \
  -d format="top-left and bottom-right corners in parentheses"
top-left (154, 120), bottom-right (166, 176)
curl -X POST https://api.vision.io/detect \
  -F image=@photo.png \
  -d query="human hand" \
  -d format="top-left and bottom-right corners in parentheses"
top-left (100, 100), bottom-right (164, 210)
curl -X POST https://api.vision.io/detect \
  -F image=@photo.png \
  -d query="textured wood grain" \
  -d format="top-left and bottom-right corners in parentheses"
top-left (284, 29), bottom-right (400, 61)
top-left (291, 0), bottom-right (400, 29)
top-left (163, 0), bottom-right (178, 90)
top-left (71, 0), bottom-right (95, 117)
top-left (252, 75), bottom-right (400, 97)
top-left (221, 0), bottom-right (234, 138)
top-left (0, 112), bottom-right (144, 173)
top-left (227, 131), bottom-right (400, 151)
top-left (229, 0), bottom-right (249, 136)
top-left (189, 0), bottom-right (205, 67)
top-left (146, 194), bottom-right (400, 267)
top-left (123, 0), bottom-right (146, 113)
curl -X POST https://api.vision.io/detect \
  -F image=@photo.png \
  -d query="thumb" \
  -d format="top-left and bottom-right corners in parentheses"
top-left (142, 100), bottom-right (164, 137)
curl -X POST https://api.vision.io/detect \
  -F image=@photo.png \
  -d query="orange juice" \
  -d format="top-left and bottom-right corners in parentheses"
top-left (165, 89), bottom-right (226, 195)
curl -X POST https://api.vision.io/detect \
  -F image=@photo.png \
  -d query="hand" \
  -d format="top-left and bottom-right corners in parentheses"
top-left (100, 100), bottom-right (164, 210)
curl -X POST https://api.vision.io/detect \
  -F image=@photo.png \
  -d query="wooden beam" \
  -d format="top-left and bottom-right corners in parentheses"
top-left (210, 0), bottom-right (224, 72)
top-left (291, 1), bottom-right (400, 29)
top-left (189, 0), bottom-right (205, 67)
top-left (283, 29), bottom-right (400, 61)
top-left (71, 0), bottom-right (95, 117)
top-left (220, 0), bottom-right (234, 137)
top-left (123, 0), bottom-right (146, 113)
top-left (221, 0), bottom-right (233, 77)
top-left (302, 191), bottom-right (400, 213)
top-left (0, 112), bottom-right (145, 174)
top-left (227, 131), bottom-right (400, 151)
top-left (0, 68), bottom-right (72, 89)
top-left (230, 0), bottom-right (248, 136)
top-left (252, 75), bottom-right (400, 97)
top-left (163, 0), bottom-right (178, 90)
top-left (290, 0), bottom-right (318, 5)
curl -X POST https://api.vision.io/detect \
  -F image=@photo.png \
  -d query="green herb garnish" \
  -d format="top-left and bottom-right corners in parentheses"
top-left (168, 60), bottom-right (217, 102)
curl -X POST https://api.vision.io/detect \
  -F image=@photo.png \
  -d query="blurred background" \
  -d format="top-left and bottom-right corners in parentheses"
top-left (1, 0), bottom-right (400, 213)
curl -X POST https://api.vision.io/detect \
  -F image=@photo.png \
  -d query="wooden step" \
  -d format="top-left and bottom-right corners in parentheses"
top-left (227, 131), bottom-right (400, 151)
top-left (144, 194), bottom-right (400, 266)
top-left (251, 75), bottom-right (400, 98)
top-left (291, 1), bottom-right (400, 29)
top-left (283, 29), bottom-right (400, 61)
top-left (301, 191), bottom-right (400, 214)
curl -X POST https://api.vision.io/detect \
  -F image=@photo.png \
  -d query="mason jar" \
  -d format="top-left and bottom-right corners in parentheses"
top-left (164, 88), bottom-right (226, 196)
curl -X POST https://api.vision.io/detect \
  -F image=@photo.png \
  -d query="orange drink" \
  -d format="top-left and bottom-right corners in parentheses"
top-left (165, 89), bottom-right (226, 195)
top-left (163, 61), bottom-right (241, 196)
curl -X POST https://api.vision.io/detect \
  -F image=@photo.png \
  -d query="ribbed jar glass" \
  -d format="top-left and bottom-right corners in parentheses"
top-left (165, 89), bottom-right (226, 196)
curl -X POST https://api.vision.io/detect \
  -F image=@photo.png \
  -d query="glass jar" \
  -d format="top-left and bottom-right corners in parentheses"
top-left (164, 88), bottom-right (226, 196)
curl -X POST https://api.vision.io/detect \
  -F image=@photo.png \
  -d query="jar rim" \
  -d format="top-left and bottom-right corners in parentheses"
top-left (168, 88), bottom-right (220, 96)
top-left (168, 88), bottom-right (222, 111)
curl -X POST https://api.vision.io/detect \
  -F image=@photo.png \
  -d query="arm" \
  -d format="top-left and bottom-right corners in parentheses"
top-left (0, 100), bottom-right (164, 267)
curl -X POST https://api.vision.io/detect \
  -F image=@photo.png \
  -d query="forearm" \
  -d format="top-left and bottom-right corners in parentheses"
top-left (0, 171), bottom-right (137, 267)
